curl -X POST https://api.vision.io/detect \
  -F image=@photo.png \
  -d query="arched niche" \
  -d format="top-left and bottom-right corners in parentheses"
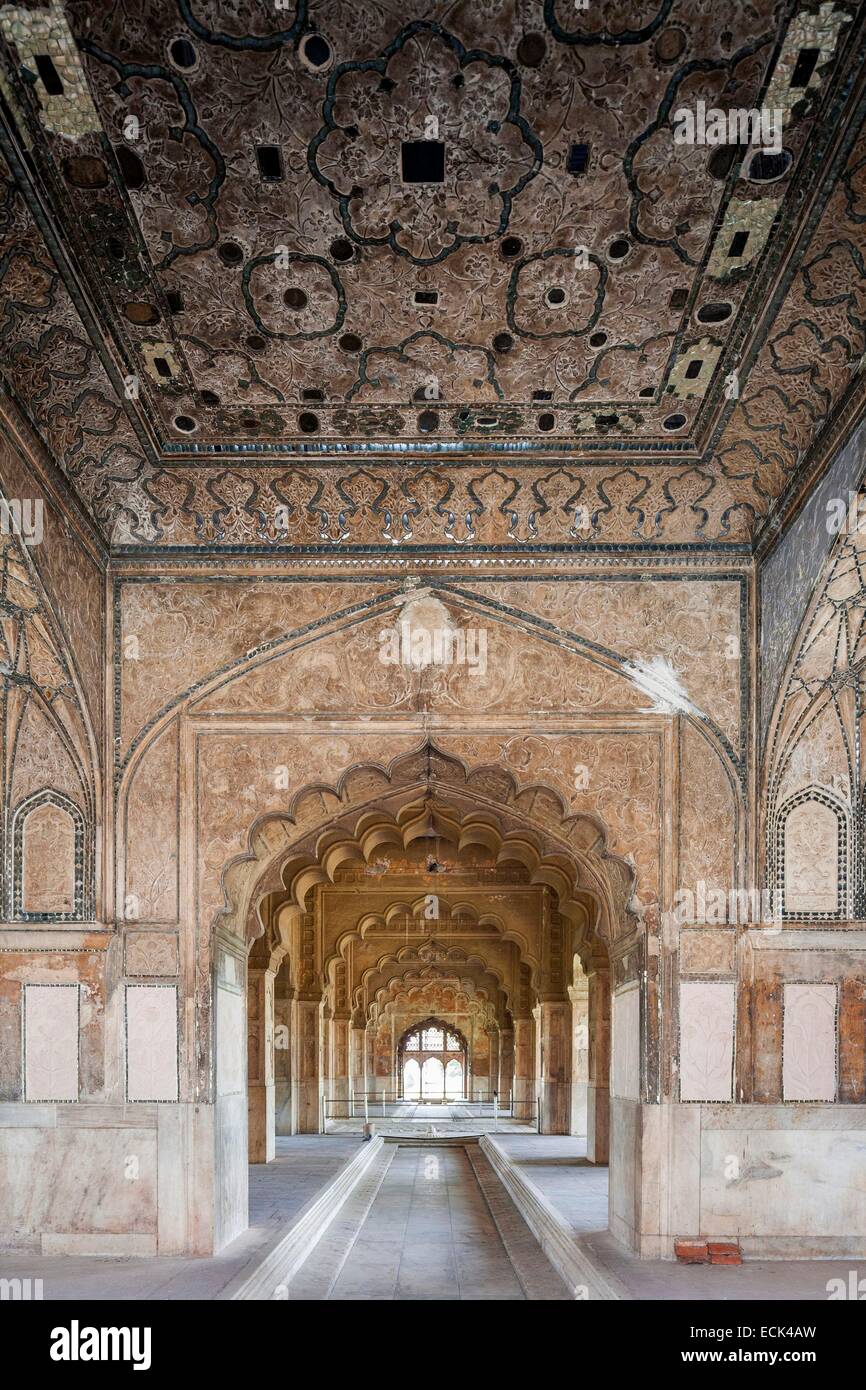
top-left (777, 791), bottom-right (847, 919)
top-left (10, 790), bottom-right (85, 919)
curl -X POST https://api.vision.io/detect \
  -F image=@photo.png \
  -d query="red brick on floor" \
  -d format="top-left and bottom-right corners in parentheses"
top-left (708, 1242), bottom-right (742, 1266)
top-left (674, 1239), bottom-right (709, 1263)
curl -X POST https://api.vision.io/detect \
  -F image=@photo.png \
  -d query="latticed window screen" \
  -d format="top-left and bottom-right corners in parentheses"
top-left (404, 1034), bottom-right (420, 1050)
top-left (421, 1027), bottom-right (444, 1049)
top-left (446, 1032), bottom-right (461, 1051)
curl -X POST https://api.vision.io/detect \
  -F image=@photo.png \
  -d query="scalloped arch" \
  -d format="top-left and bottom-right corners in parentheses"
top-left (222, 742), bottom-right (637, 962)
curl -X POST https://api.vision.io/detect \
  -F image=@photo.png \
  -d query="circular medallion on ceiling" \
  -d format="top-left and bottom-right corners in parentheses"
top-left (174, 414), bottom-right (197, 433)
top-left (663, 412), bottom-right (687, 431)
top-left (168, 37), bottom-right (197, 72)
top-left (517, 32), bottom-right (547, 67)
top-left (329, 237), bottom-right (355, 264)
top-left (745, 148), bottom-right (793, 183)
top-left (245, 255), bottom-right (342, 339)
top-left (217, 240), bottom-right (244, 267)
top-left (510, 249), bottom-right (604, 340)
top-left (500, 236), bottom-right (524, 260)
top-left (654, 27), bottom-right (687, 64)
top-left (696, 301), bottom-right (733, 325)
top-left (299, 33), bottom-right (333, 73)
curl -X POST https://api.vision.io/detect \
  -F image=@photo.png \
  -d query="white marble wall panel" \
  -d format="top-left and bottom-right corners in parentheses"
top-left (611, 987), bottom-right (640, 1101)
top-left (783, 983), bottom-right (837, 1102)
top-left (24, 984), bottom-right (79, 1101)
top-left (216, 983), bottom-right (245, 1098)
top-left (701, 1119), bottom-right (866, 1240)
top-left (125, 985), bottom-right (178, 1102)
top-left (679, 980), bottom-right (735, 1102)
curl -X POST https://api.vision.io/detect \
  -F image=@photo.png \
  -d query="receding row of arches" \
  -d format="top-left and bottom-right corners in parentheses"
top-left (209, 743), bottom-right (640, 1252)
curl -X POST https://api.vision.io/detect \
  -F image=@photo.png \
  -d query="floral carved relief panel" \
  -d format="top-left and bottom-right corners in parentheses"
top-left (21, 801), bottom-right (76, 915)
top-left (783, 800), bottom-right (841, 916)
top-left (23, 983), bottom-right (79, 1102)
top-left (782, 983), bottom-right (837, 1103)
top-left (125, 984), bottom-right (179, 1103)
top-left (679, 979), bottom-right (735, 1102)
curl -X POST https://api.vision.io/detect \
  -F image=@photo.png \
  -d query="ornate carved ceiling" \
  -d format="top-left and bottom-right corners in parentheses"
top-left (0, 1), bottom-right (865, 548)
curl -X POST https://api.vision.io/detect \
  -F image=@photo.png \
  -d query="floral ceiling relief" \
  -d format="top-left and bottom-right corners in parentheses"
top-left (0, 1), bottom-right (864, 548)
top-left (310, 26), bottom-right (542, 264)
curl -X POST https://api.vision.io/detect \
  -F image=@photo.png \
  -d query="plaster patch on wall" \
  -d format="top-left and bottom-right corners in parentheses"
top-left (622, 655), bottom-right (698, 716)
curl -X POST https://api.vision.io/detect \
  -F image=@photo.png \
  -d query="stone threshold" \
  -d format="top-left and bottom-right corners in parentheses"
top-left (219, 1137), bottom-right (388, 1301)
top-left (480, 1135), bottom-right (631, 1301)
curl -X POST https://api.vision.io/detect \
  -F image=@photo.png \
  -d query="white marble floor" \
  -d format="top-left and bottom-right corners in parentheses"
top-left (290, 1143), bottom-right (570, 1300)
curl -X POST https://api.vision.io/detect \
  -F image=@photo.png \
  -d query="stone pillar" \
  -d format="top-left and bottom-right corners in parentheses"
top-left (320, 1002), bottom-right (331, 1126)
top-left (513, 1015), bottom-right (534, 1121)
top-left (247, 966), bottom-right (275, 1162)
top-left (499, 1027), bottom-right (514, 1106)
top-left (330, 1012), bottom-right (350, 1117)
top-left (486, 1027), bottom-right (500, 1103)
top-left (587, 966), bottom-right (610, 1163)
top-left (365, 1024), bottom-right (381, 1099)
top-left (293, 995), bottom-right (322, 1133)
top-left (569, 979), bottom-right (590, 1138)
top-left (274, 975), bottom-right (293, 1136)
top-left (350, 1016), bottom-right (366, 1116)
top-left (538, 999), bottom-right (571, 1134)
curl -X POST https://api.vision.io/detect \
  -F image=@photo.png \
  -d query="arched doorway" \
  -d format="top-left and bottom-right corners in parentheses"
top-left (211, 742), bottom-right (632, 1253)
top-left (398, 1018), bottom-right (468, 1102)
